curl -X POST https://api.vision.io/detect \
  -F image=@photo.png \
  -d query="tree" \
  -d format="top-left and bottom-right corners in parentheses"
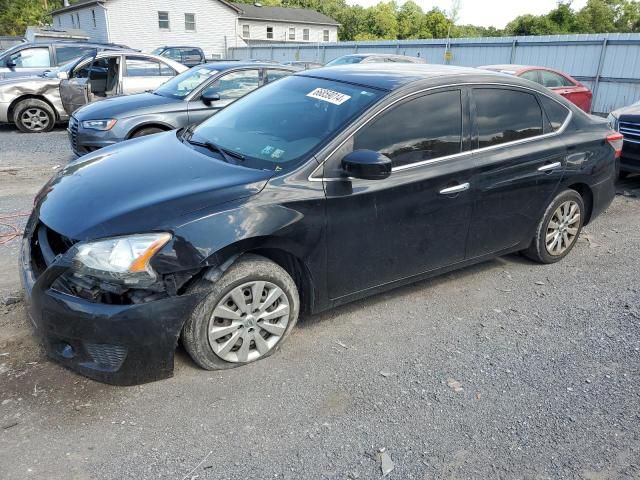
top-left (397, 1), bottom-right (430, 39)
top-left (362, 2), bottom-right (399, 40)
top-left (0, 0), bottom-right (64, 36)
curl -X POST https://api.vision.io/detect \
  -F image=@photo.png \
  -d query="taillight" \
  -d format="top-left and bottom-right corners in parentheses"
top-left (607, 132), bottom-right (624, 158)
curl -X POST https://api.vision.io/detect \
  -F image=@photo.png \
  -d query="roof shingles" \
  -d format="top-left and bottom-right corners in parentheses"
top-left (231, 3), bottom-right (338, 25)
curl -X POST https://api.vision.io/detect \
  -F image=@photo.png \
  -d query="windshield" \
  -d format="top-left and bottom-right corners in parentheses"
top-left (189, 75), bottom-right (385, 170)
top-left (155, 66), bottom-right (219, 99)
top-left (326, 56), bottom-right (365, 66)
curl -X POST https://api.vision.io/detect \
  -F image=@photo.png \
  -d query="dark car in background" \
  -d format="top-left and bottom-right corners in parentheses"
top-left (69, 62), bottom-right (295, 155)
top-left (480, 64), bottom-right (593, 113)
top-left (608, 101), bottom-right (640, 177)
top-left (326, 53), bottom-right (425, 66)
top-left (22, 64), bottom-right (619, 385)
top-left (152, 46), bottom-right (206, 68)
top-left (0, 41), bottom-right (131, 79)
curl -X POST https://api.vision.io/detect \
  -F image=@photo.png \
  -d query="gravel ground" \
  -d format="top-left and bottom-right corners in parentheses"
top-left (1, 126), bottom-right (639, 480)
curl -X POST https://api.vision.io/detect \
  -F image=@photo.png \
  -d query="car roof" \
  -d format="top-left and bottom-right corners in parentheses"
top-left (190, 62), bottom-right (294, 71)
top-left (298, 63), bottom-right (512, 91)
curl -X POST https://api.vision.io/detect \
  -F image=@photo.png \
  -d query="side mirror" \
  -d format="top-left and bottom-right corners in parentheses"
top-left (57, 71), bottom-right (69, 80)
top-left (201, 92), bottom-right (221, 106)
top-left (5, 60), bottom-right (16, 69)
top-left (341, 149), bottom-right (392, 180)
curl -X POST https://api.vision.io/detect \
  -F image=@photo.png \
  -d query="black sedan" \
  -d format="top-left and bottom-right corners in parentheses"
top-left (22, 64), bottom-right (620, 385)
top-left (69, 62), bottom-right (295, 156)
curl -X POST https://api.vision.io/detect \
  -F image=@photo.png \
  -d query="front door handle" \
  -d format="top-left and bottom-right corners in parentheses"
top-left (538, 162), bottom-right (562, 172)
top-left (439, 182), bottom-right (470, 195)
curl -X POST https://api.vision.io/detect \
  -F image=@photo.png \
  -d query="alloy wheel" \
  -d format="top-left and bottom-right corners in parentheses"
top-left (545, 200), bottom-right (581, 256)
top-left (20, 108), bottom-right (50, 132)
top-left (208, 281), bottom-right (290, 363)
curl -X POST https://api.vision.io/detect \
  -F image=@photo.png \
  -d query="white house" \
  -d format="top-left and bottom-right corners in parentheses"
top-left (50, 0), bottom-right (339, 58)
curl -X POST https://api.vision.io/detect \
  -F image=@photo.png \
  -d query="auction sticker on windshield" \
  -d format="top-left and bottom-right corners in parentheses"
top-left (307, 88), bottom-right (351, 105)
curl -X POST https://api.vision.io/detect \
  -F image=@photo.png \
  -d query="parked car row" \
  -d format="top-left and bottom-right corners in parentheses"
top-left (21, 62), bottom-right (621, 385)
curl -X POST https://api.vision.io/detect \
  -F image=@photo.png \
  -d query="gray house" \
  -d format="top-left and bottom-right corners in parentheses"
top-left (50, 0), bottom-right (339, 58)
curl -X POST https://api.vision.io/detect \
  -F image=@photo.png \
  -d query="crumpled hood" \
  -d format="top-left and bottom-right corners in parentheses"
top-left (73, 92), bottom-right (182, 120)
top-left (36, 131), bottom-right (273, 240)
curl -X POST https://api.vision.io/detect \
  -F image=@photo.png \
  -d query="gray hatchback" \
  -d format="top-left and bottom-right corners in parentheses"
top-left (69, 62), bottom-right (295, 156)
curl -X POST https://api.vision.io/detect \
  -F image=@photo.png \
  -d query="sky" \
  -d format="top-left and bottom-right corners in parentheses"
top-left (347, 0), bottom-right (588, 29)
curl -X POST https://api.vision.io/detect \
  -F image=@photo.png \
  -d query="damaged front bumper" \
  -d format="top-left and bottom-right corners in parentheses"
top-left (20, 223), bottom-right (204, 386)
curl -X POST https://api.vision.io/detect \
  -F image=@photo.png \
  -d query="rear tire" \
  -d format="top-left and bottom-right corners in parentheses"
top-left (131, 127), bottom-right (164, 138)
top-left (619, 170), bottom-right (630, 180)
top-left (13, 99), bottom-right (55, 133)
top-left (523, 189), bottom-right (585, 264)
top-left (182, 254), bottom-right (300, 371)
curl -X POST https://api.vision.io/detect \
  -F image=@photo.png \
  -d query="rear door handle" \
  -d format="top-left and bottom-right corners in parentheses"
top-left (439, 183), bottom-right (470, 195)
top-left (538, 162), bottom-right (562, 172)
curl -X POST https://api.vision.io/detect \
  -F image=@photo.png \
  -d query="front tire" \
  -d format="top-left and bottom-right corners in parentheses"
top-left (14, 99), bottom-right (55, 133)
top-left (524, 189), bottom-right (585, 264)
top-left (182, 254), bottom-right (300, 370)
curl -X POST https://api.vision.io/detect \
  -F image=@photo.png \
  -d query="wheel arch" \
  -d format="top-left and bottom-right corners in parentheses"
top-left (567, 182), bottom-right (594, 225)
top-left (8, 94), bottom-right (60, 123)
top-left (126, 121), bottom-right (175, 139)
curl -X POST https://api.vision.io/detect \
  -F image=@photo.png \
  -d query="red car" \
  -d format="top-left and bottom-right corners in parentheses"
top-left (479, 64), bottom-right (593, 113)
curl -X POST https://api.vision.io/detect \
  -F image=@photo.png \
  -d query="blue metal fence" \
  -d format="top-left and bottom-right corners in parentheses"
top-left (229, 33), bottom-right (640, 115)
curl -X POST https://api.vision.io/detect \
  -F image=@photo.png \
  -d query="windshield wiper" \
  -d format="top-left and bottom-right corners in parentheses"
top-left (186, 137), bottom-right (245, 163)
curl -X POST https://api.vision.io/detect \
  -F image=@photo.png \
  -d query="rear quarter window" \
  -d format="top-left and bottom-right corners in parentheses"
top-left (539, 95), bottom-right (570, 131)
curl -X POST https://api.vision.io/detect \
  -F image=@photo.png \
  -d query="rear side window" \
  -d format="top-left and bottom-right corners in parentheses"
top-left (540, 95), bottom-right (570, 131)
top-left (540, 70), bottom-right (574, 88)
top-left (126, 57), bottom-right (162, 76)
top-left (265, 69), bottom-right (291, 84)
top-left (474, 88), bottom-right (543, 148)
top-left (354, 90), bottom-right (463, 168)
top-left (520, 70), bottom-right (539, 83)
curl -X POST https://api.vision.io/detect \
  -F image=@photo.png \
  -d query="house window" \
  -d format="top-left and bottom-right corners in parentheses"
top-left (288, 27), bottom-right (295, 41)
top-left (242, 24), bottom-right (250, 38)
top-left (92, 9), bottom-right (97, 28)
top-left (266, 26), bottom-right (273, 39)
top-left (76, 13), bottom-right (81, 28)
top-left (70, 14), bottom-right (75, 28)
top-left (323, 29), bottom-right (330, 42)
top-left (158, 11), bottom-right (170, 30)
top-left (185, 13), bottom-right (196, 31)
top-left (57, 17), bottom-right (61, 26)
top-left (303, 28), bottom-right (309, 41)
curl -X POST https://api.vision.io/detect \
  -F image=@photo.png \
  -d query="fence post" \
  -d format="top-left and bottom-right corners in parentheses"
top-left (354, 43), bottom-right (358, 54)
top-left (271, 46), bottom-right (274, 60)
top-left (509, 39), bottom-right (517, 64)
top-left (592, 37), bottom-right (608, 113)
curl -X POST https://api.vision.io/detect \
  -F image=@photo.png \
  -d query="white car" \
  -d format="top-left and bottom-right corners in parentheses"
top-left (0, 51), bottom-right (186, 133)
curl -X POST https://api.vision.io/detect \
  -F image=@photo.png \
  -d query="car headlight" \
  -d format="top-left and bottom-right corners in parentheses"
top-left (607, 113), bottom-right (619, 131)
top-left (72, 233), bottom-right (171, 285)
top-left (82, 119), bottom-right (117, 131)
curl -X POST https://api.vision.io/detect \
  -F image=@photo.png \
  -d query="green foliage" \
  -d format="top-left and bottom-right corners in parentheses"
top-left (0, 0), bottom-right (64, 36)
top-left (1, 0), bottom-right (639, 40)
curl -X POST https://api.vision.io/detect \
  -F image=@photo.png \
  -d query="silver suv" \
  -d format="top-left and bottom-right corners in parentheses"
top-left (0, 51), bottom-right (186, 133)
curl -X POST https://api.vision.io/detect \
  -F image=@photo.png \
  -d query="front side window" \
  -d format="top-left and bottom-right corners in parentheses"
top-left (158, 11), bottom-right (169, 29)
top-left (303, 29), bottom-right (310, 41)
top-left (289, 27), bottom-right (295, 40)
top-left (125, 56), bottom-right (163, 77)
top-left (539, 70), bottom-right (574, 88)
top-left (9, 47), bottom-right (51, 68)
top-left (520, 70), bottom-right (539, 83)
top-left (163, 48), bottom-right (182, 62)
top-left (323, 29), bottom-right (330, 41)
top-left (354, 90), bottom-right (463, 168)
top-left (474, 88), bottom-right (543, 148)
top-left (185, 13), bottom-right (196, 31)
top-left (201, 69), bottom-right (260, 101)
top-left (191, 76), bottom-right (384, 170)
top-left (243, 24), bottom-right (250, 38)
top-left (155, 66), bottom-right (219, 99)
top-left (266, 26), bottom-right (274, 39)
